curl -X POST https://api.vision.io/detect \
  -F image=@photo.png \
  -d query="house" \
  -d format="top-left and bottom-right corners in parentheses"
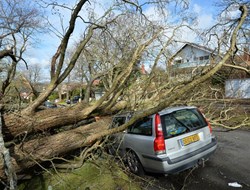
top-left (19, 82), bottom-right (47, 102)
top-left (169, 43), bottom-right (219, 78)
top-left (59, 83), bottom-right (85, 101)
top-left (170, 43), bottom-right (250, 99)
top-left (225, 48), bottom-right (250, 99)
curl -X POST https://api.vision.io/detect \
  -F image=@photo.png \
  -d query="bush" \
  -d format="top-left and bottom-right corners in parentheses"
top-left (48, 92), bottom-right (59, 101)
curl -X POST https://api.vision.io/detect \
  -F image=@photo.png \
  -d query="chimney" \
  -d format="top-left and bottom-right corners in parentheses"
top-left (141, 64), bottom-right (146, 75)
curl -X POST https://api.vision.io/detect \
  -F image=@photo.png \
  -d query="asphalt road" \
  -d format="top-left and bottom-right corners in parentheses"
top-left (143, 128), bottom-right (250, 190)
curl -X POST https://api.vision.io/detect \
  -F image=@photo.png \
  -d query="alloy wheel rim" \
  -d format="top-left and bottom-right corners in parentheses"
top-left (128, 152), bottom-right (139, 173)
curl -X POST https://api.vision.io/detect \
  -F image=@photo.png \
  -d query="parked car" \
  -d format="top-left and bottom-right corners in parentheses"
top-left (72, 96), bottom-right (81, 104)
top-left (43, 101), bottom-right (57, 108)
top-left (66, 99), bottom-right (71, 104)
top-left (108, 106), bottom-right (217, 175)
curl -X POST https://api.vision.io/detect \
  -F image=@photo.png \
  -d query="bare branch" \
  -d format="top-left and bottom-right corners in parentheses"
top-left (223, 63), bottom-right (250, 75)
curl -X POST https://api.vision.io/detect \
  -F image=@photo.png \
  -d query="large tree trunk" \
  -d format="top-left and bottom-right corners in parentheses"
top-left (3, 100), bottom-right (126, 140)
top-left (0, 118), bottom-right (111, 180)
top-left (3, 106), bottom-right (88, 139)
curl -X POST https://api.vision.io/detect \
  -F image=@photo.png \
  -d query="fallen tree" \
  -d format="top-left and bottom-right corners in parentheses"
top-left (0, 0), bottom-right (248, 188)
top-left (0, 117), bottom-right (111, 179)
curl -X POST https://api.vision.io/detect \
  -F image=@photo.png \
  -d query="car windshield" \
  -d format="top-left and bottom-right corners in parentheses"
top-left (161, 108), bottom-right (207, 138)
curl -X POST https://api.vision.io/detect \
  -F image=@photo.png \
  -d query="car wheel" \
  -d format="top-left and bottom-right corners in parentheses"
top-left (126, 150), bottom-right (144, 176)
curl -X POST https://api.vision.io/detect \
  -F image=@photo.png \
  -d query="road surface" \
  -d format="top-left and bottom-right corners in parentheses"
top-left (143, 128), bottom-right (250, 190)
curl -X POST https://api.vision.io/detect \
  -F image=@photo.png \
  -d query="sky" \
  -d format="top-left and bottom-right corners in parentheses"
top-left (191, 0), bottom-right (215, 27)
top-left (24, 0), bottom-right (221, 80)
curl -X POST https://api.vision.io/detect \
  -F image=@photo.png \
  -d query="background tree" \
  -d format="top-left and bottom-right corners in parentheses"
top-left (24, 63), bottom-right (42, 85)
top-left (0, 0), bottom-right (44, 188)
top-left (0, 0), bottom-right (43, 95)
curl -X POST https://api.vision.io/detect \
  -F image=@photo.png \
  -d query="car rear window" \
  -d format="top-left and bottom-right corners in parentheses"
top-left (161, 108), bottom-right (207, 138)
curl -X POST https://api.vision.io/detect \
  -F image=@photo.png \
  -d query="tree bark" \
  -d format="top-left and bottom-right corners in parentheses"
top-left (0, 49), bottom-right (17, 62)
top-left (3, 100), bottom-right (127, 140)
top-left (4, 106), bottom-right (87, 139)
top-left (0, 112), bottom-right (17, 189)
top-left (0, 117), bottom-right (111, 180)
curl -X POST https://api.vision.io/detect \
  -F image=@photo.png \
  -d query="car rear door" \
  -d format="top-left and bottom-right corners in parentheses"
top-left (123, 117), bottom-right (155, 159)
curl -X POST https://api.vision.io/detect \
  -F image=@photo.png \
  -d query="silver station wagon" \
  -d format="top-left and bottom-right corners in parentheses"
top-left (108, 106), bottom-right (217, 175)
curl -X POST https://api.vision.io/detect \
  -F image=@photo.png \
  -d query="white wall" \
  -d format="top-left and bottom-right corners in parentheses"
top-left (173, 45), bottom-right (211, 68)
top-left (225, 79), bottom-right (250, 99)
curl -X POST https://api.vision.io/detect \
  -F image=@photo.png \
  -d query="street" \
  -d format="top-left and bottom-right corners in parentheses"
top-left (143, 128), bottom-right (250, 190)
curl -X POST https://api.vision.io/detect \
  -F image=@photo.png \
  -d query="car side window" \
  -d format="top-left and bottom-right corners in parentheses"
top-left (128, 117), bottom-right (152, 136)
top-left (111, 117), bottom-right (126, 128)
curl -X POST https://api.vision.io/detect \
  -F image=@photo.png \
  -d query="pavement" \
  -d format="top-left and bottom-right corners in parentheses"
top-left (142, 128), bottom-right (250, 190)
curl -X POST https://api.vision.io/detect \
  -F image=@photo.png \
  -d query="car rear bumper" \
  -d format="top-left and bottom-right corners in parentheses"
top-left (142, 137), bottom-right (217, 174)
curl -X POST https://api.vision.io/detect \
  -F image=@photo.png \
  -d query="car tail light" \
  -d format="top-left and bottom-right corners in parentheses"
top-left (198, 108), bottom-right (212, 134)
top-left (154, 113), bottom-right (166, 155)
top-left (206, 118), bottom-right (212, 134)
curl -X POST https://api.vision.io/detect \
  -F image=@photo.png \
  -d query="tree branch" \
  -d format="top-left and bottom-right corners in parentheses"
top-left (223, 63), bottom-right (250, 75)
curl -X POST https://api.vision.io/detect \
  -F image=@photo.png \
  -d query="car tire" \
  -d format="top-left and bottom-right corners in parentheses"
top-left (126, 150), bottom-right (145, 176)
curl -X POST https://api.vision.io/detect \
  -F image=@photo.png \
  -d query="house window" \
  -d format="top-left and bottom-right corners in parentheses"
top-left (175, 60), bottom-right (182, 64)
top-left (199, 55), bottom-right (209, 61)
top-left (204, 55), bottom-right (209, 60)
